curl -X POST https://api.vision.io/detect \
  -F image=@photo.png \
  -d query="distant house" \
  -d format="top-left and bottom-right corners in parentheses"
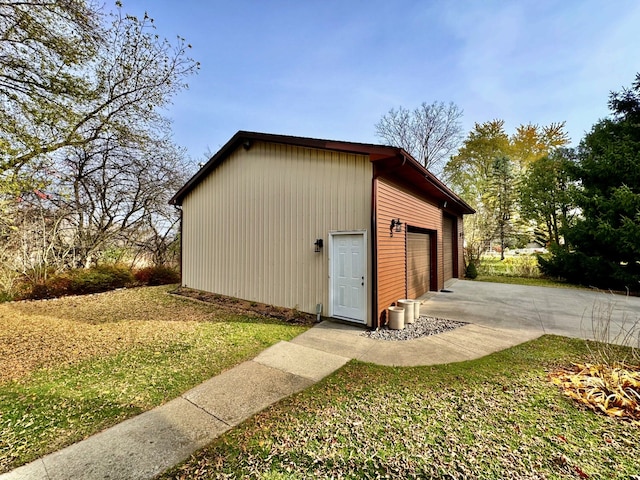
top-left (170, 131), bottom-right (474, 328)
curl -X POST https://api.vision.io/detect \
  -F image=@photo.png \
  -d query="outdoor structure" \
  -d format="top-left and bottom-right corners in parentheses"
top-left (170, 131), bottom-right (474, 328)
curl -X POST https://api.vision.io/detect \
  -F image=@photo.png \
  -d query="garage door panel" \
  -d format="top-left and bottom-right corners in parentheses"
top-left (407, 232), bottom-right (430, 299)
top-left (443, 217), bottom-right (454, 281)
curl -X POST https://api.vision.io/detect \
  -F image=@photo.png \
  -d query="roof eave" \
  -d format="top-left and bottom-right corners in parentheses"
top-left (170, 131), bottom-right (475, 215)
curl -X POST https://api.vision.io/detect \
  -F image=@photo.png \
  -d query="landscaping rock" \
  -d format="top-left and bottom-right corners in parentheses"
top-left (362, 316), bottom-right (467, 341)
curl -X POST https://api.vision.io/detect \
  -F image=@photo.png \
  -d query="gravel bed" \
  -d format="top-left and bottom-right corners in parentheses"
top-left (361, 315), bottom-right (467, 341)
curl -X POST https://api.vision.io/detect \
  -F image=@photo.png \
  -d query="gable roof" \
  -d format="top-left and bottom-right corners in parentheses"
top-left (169, 130), bottom-right (474, 214)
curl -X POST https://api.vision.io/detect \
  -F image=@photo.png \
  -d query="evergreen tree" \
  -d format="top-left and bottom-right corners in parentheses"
top-left (540, 74), bottom-right (640, 290)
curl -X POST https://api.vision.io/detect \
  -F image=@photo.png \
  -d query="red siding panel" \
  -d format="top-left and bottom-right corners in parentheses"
top-left (375, 178), bottom-right (444, 324)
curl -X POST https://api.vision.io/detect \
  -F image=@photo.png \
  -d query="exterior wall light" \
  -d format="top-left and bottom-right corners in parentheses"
top-left (314, 238), bottom-right (323, 252)
top-left (390, 218), bottom-right (403, 237)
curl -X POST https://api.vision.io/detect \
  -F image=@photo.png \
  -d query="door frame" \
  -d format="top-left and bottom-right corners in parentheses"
top-left (442, 214), bottom-right (458, 280)
top-left (328, 230), bottom-right (368, 324)
top-left (405, 225), bottom-right (438, 297)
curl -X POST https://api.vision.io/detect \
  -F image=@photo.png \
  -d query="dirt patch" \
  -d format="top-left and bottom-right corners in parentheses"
top-left (171, 287), bottom-right (316, 326)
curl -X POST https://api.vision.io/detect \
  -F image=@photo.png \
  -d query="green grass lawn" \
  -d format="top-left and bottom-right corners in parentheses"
top-left (475, 275), bottom-right (588, 289)
top-left (161, 336), bottom-right (639, 479)
top-left (474, 254), bottom-right (591, 291)
top-left (0, 286), bottom-right (309, 473)
top-left (477, 254), bottom-right (541, 278)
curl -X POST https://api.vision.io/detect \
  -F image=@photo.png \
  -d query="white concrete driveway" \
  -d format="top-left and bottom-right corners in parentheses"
top-left (421, 280), bottom-right (640, 345)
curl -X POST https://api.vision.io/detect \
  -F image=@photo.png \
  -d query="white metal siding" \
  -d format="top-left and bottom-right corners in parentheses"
top-left (181, 141), bottom-right (372, 319)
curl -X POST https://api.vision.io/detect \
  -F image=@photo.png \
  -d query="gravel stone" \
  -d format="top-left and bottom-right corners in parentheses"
top-left (362, 316), bottom-right (467, 341)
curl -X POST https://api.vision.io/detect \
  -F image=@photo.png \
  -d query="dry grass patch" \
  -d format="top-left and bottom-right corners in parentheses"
top-left (0, 286), bottom-right (211, 383)
top-left (550, 363), bottom-right (640, 424)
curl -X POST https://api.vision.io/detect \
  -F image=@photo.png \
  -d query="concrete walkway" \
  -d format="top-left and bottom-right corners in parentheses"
top-left (2, 283), bottom-right (550, 480)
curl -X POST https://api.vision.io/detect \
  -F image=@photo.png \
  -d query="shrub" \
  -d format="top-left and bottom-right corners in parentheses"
top-left (14, 273), bottom-right (73, 300)
top-left (134, 266), bottom-right (180, 286)
top-left (45, 274), bottom-right (73, 297)
top-left (16, 265), bottom-right (135, 300)
top-left (69, 264), bottom-right (134, 294)
top-left (537, 246), bottom-right (636, 290)
top-left (27, 283), bottom-right (50, 300)
top-left (465, 262), bottom-right (478, 279)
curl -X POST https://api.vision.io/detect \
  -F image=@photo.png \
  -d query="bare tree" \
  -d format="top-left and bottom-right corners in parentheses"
top-left (1, 3), bottom-right (198, 190)
top-left (45, 134), bottom-right (190, 268)
top-left (375, 101), bottom-right (464, 176)
top-left (0, 2), bottom-right (198, 290)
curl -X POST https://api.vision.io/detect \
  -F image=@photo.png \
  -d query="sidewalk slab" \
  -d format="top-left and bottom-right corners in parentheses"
top-left (2, 397), bottom-right (228, 480)
top-left (353, 324), bottom-right (542, 367)
top-left (356, 336), bottom-right (474, 366)
top-left (291, 322), bottom-right (376, 358)
top-left (433, 324), bottom-right (542, 356)
top-left (253, 341), bottom-right (349, 381)
top-left (0, 460), bottom-right (48, 480)
top-left (183, 360), bottom-right (313, 427)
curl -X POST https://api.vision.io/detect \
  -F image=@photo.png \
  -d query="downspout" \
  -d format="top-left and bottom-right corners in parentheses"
top-left (371, 172), bottom-right (379, 330)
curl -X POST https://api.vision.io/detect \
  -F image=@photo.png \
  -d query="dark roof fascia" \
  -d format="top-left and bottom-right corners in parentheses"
top-left (170, 130), bottom-right (475, 215)
top-left (403, 152), bottom-right (475, 215)
top-left (371, 149), bottom-right (475, 215)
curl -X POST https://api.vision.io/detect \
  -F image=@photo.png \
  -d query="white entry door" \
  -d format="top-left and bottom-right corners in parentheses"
top-left (330, 232), bottom-right (366, 323)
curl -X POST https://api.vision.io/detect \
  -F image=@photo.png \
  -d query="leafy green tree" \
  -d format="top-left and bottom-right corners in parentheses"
top-left (510, 123), bottom-right (570, 169)
top-left (520, 148), bottom-right (577, 247)
top-left (488, 155), bottom-right (517, 260)
top-left (445, 120), bottom-right (512, 261)
top-left (445, 120), bottom-right (570, 262)
top-left (540, 74), bottom-right (640, 290)
top-left (1, 2), bottom-right (198, 192)
top-left (446, 120), bottom-right (510, 193)
top-left (0, 0), bottom-right (100, 190)
top-left (0, 1), bottom-right (198, 292)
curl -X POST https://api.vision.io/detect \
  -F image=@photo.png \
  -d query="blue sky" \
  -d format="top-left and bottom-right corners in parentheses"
top-left (119, 0), bottom-right (640, 162)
